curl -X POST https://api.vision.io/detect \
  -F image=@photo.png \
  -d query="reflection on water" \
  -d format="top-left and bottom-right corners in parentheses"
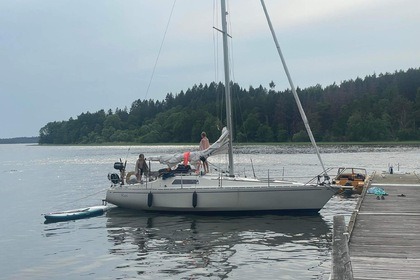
top-left (105, 209), bottom-right (331, 279)
top-left (2, 144), bottom-right (418, 280)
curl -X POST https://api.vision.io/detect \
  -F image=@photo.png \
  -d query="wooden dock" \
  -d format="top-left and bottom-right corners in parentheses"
top-left (332, 172), bottom-right (420, 280)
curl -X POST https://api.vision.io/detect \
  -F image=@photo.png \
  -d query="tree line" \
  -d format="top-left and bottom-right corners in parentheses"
top-left (39, 68), bottom-right (420, 144)
top-left (0, 137), bottom-right (39, 144)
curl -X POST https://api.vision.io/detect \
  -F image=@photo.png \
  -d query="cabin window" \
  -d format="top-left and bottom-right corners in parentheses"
top-left (172, 179), bottom-right (198, 185)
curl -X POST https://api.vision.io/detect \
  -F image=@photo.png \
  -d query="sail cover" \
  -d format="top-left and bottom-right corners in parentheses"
top-left (148, 127), bottom-right (229, 167)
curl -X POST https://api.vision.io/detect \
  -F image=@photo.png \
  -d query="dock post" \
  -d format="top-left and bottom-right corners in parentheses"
top-left (331, 215), bottom-right (353, 280)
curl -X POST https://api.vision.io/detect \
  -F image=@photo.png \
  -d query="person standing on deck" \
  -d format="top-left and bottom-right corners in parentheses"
top-left (199, 132), bottom-right (210, 173)
top-left (135, 154), bottom-right (148, 182)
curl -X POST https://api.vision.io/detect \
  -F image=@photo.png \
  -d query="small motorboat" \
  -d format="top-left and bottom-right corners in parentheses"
top-left (333, 167), bottom-right (367, 195)
top-left (44, 205), bottom-right (109, 222)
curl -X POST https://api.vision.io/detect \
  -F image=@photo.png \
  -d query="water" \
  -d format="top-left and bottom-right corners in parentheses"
top-left (1, 144), bottom-right (419, 279)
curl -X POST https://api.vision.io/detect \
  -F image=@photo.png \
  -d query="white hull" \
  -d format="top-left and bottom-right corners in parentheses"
top-left (106, 174), bottom-right (339, 212)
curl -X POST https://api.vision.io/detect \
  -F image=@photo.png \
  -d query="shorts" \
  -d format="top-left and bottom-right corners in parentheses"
top-left (200, 156), bottom-right (207, 163)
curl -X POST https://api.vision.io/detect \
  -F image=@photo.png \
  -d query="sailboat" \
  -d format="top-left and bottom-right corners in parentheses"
top-left (105, 0), bottom-right (339, 212)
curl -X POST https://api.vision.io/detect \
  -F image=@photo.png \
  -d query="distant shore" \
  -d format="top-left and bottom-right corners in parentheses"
top-left (33, 141), bottom-right (420, 146)
top-left (0, 137), bottom-right (39, 144)
top-left (2, 136), bottom-right (420, 146)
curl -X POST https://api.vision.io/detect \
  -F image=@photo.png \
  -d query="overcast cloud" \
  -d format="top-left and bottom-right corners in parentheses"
top-left (1, 0), bottom-right (419, 138)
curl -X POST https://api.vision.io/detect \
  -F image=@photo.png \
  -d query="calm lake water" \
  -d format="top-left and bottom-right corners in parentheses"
top-left (1, 143), bottom-right (419, 279)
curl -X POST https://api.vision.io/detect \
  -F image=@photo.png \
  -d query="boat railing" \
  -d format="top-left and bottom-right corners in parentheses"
top-left (305, 167), bottom-right (336, 186)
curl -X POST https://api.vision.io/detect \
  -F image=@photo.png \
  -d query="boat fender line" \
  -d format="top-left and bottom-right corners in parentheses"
top-left (192, 191), bottom-right (198, 208)
top-left (147, 192), bottom-right (153, 208)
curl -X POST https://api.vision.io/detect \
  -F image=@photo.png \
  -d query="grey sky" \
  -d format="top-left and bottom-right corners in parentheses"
top-left (1, 0), bottom-right (419, 138)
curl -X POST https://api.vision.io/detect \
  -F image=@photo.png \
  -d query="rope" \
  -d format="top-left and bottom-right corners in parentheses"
top-left (50, 187), bottom-right (110, 211)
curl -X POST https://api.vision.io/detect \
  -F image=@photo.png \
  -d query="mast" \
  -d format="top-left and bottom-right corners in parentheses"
top-left (260, 0), bottom-right (328, 177)
top-left (221, 0), bottom-right (234, 176)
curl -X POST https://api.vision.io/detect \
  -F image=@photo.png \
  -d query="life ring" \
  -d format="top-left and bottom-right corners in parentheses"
top-left (126, 171), bottom-right (137, 184)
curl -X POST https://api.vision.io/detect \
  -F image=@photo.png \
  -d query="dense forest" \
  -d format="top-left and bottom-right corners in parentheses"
top-left (39, 68), bottom-right (420, 144)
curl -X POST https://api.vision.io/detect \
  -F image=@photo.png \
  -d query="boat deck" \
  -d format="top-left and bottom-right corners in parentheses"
top-left (336, 172), bottom-right (420, 279)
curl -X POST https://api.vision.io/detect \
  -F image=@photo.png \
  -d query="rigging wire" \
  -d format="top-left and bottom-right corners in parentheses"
top-left (213, 0), bottom-right (223, 131)
top-left (226, 0), bottom-right (235, 84)
top-left (216, 1), bottom-right (252, 169)
top-left (225, 1), bottom-right (250, 146)
top-left (213, 1), bottom-right (251, 173)
top-left (213, 0), bottom-right (230, 168)
top-left (144, 0), bottom-right (177, 100)
top-left (212, 0), bottom-right (220, 85)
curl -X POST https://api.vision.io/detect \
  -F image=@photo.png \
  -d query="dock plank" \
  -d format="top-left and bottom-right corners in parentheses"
top-left (348, 172), bottom-right (420, 280)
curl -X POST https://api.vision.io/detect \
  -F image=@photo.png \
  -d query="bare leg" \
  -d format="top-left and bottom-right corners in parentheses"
top-left (196, 161), bottom-right (201, 173)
